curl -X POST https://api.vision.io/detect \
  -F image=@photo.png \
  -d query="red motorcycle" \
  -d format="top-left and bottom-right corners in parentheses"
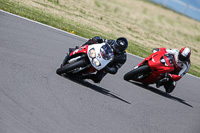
top-left (124, 50), bottom-right (175, 92)
top-left (56, 43), bottom-right (114, 78)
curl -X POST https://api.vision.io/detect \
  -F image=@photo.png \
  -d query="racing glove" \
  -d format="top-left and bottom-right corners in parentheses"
top-left (82, 36), bottom-right (105, 46)
top-left (92, 36), bottom-right (104, 43)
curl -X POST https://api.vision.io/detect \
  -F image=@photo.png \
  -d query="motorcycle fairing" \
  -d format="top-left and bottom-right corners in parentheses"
top-left (148, 51), bottom-right (174, 75)
top-left (87, 43), bottom-right (114, 70)
top-left (69, 45), bottom-right (88, 57)
top-left (136, 51), bottom-right (175, 84)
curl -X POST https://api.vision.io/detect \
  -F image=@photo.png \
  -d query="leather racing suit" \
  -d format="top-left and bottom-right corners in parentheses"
top-left (153, 47), bottom-right (191, 93)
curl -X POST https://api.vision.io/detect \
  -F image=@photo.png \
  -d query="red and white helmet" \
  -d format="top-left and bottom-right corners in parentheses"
top-left (178, 47), bottom-right (191, 61)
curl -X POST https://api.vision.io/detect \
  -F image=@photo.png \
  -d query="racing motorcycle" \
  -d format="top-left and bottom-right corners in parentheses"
top-left (123, 50), bottom-right (175, 92)
top-left (56, 43), bottom-right (114, 78)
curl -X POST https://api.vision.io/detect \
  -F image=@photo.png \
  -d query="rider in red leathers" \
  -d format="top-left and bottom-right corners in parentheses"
top-left (153, 47), bottom-right (191, 93)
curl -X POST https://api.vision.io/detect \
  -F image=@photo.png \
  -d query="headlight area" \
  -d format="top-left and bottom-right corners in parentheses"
top-left (89, 48), bottom-right (96, 58)
top-left (160, 56), bottom-right (168, 66)
top-left (92, 58), bottom-right (101, 66)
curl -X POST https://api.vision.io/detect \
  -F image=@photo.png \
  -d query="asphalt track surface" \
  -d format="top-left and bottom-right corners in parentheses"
top-left (0, 10), bottom-right (200, 133)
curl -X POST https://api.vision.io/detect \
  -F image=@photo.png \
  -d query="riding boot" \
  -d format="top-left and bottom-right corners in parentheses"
top-left (156, 78), bottom-right (168, 88)
top-left (91, 70), bottom-right (107, 83)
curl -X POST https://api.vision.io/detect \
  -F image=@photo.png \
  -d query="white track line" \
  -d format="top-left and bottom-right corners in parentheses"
top-left (1, 9), bottom-right (199, 80)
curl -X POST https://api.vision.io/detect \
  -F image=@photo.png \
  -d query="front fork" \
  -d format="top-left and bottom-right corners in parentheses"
top-left (62, 54), bottom-right (69, 67)
top-left (137, 57), bottom-right (148, 67)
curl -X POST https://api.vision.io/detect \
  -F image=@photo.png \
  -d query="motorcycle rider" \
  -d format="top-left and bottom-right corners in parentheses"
top-left (152, 47), bottom-right (191, 93)
top-left (68, 36), bottom-right (128, 83)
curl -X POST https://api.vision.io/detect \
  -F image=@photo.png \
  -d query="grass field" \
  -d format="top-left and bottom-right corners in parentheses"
top-left (0, 0), bottom-right (200, 77)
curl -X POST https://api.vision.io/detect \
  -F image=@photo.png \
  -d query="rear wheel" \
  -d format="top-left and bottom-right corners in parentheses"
top-left (124, 65), bottom-right (150, 81)
top-left (56, 59), bottom-right (87, 75)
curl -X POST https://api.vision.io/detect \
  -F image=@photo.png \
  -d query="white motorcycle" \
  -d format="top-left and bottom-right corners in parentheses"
top-left (56, 43), bottom-right (114, 78)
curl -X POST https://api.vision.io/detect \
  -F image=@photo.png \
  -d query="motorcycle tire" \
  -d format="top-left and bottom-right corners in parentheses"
top-left (56, 59), bottom-right (87, 75)
top-left (123, 65), bottom-right (150, 81)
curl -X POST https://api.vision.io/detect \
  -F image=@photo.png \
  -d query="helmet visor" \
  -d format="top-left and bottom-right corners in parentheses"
top-left (113, 41), bottom-right (125, 53)
top-left (113, 43), bottom-right (121, 53)
top-left (179, 53), bottom-right (187, 61)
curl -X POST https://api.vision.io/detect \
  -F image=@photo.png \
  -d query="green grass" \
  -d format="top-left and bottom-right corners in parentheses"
top-left (0, 0), bottom-right (102, 38)
top-left (0, 0), bottom-right (143, 51)
top-left (0, 0), bottom-right (199, 78)
top-left (47, 0), bottom-right (59, 4)
top-left (189, 65), bottom-right (200, 77)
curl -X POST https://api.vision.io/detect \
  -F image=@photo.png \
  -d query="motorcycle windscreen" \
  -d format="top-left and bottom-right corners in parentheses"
top-left (164, 54), bottom-right (175, 67)
top-left (149, 53), bottom-right (174, 73)
top-left (100, 43), bottom-right (114, 60)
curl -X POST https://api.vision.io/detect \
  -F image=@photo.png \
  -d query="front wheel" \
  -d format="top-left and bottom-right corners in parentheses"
top-left (123, 65), bottom-right (150, 81)
top-left (56, 59), bottom-right (87, 75)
